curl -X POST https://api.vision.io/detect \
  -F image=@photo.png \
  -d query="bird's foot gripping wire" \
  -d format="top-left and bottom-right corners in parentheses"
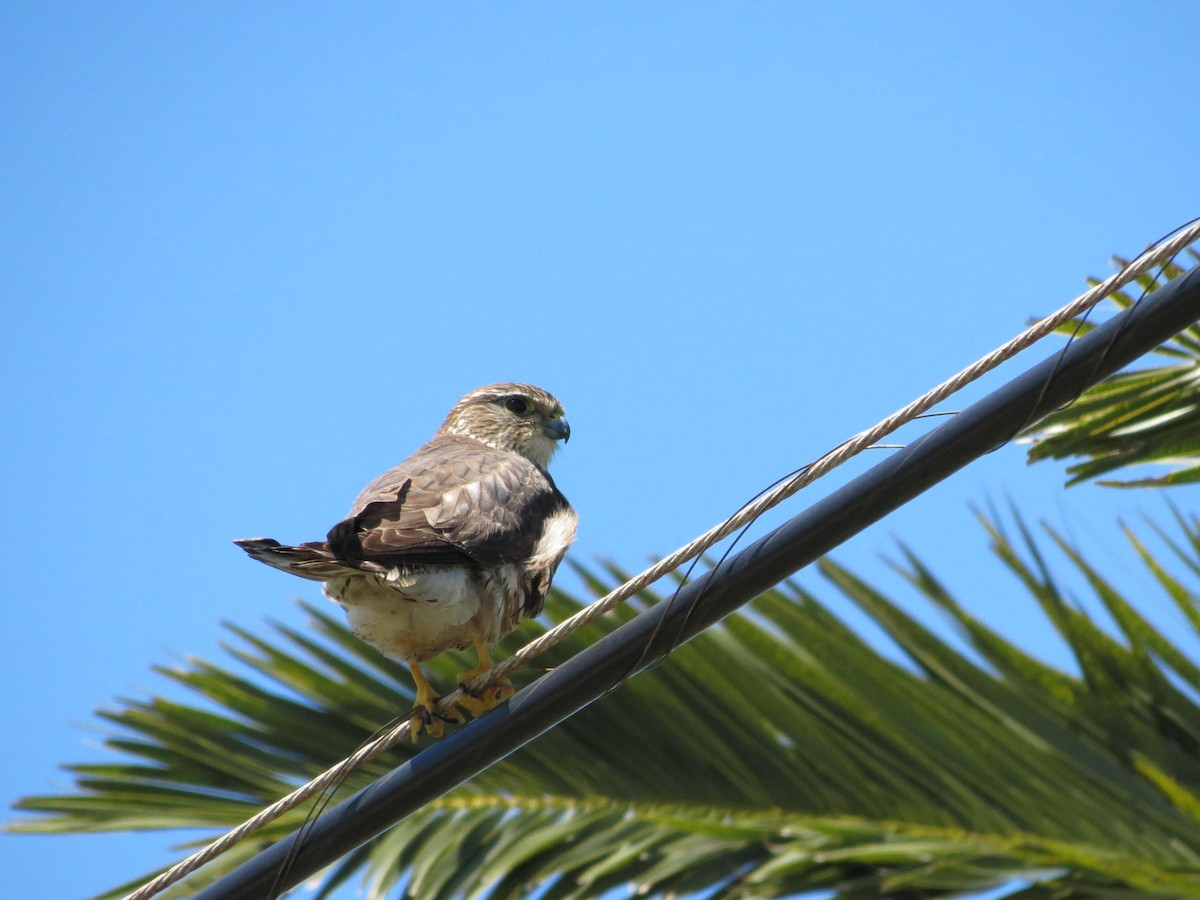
top-left (456, 640), bottom-right (515, 718)
top-left (407, 663), bottom-right (463, 741)
top-left (456, 676), bottom-right (515, 717)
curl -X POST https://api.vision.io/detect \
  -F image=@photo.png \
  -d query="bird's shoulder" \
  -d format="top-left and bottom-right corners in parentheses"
top-left (330, 434), bottom-right (568, 568)
top-left (349, 434), bottom-right (546, 510)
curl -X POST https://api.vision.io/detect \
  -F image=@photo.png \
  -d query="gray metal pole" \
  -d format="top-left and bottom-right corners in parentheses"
top-left (195, 265), bottom-right (1200, 900)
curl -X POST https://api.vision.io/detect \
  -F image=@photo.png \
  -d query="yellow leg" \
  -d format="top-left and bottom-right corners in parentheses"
top-left (456, 640), bottom-right (515, 718)
top-left (406, 662), bottom-right (462, 741)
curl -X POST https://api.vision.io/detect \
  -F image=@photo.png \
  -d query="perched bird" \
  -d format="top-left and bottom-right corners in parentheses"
top-left (235, 383), bottom-right (576, 738)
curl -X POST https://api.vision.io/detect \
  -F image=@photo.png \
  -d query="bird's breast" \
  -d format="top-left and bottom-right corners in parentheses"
top-left (528, 505), bottom-right (579, 570)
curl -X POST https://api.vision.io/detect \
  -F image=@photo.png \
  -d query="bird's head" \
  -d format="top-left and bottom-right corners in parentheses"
top-left (439, 383), bottom-right (570, 469)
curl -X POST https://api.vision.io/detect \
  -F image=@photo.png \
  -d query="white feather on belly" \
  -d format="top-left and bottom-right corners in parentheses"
top-left (324, 566), bottom-right (517, 662)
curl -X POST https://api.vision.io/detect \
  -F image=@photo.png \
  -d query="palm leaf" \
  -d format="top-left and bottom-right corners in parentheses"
top-left (12, 511), bottom-right (1200, 898)
top-left (1021, 250), bottom-right (1200, 487)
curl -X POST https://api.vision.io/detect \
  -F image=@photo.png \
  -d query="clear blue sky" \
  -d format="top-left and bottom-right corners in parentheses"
top-left (3, 4), bottom-right (1198, 898)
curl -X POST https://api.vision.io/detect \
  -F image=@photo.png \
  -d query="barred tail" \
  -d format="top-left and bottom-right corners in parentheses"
top-left (233, 537), bottom-right (387, 581)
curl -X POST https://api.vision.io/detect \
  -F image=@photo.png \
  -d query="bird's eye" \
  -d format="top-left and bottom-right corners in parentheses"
top-left (504, 397), bottom-right (531, 414)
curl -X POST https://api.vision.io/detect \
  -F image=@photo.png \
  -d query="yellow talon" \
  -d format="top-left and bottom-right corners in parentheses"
top-left (406, 662), bottom-right (463, 741)
top-left (456, 641), bottom-right (514, 718)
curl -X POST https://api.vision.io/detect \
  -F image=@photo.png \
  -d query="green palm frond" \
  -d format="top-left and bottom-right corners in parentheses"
top-left (1021, 250), bottom-right (1200, 487)
top-left (12, 510), bottom-right (1200, 899)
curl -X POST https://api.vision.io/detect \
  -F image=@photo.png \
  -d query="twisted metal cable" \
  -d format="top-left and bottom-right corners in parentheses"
top-left (126, 217), bottom-right (1200, 900)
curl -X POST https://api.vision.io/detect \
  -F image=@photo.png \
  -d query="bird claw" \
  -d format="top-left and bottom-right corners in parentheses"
top-left (410, 706), bottom-right (442, 741)
top-left (408, 699), bottom-right (465, 742)
top-left (456, 675), bottom-right (515, 718)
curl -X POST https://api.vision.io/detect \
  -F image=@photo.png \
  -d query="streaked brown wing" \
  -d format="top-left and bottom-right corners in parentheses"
top-left (324, 434), bottom-right (566, 569)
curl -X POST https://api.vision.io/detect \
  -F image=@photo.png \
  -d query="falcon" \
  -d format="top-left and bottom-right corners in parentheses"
top-left (235, 383), bottom-right (576, 738)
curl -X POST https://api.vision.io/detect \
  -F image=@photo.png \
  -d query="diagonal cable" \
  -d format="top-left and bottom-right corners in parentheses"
top-left (195, 240), bottom-right (1200, 900)
top-left (125, 217), bottom-right (1200, 900)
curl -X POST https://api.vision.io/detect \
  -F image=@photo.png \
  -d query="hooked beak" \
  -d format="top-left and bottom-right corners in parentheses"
top-left (543, 417), bottom-right (571, 443)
